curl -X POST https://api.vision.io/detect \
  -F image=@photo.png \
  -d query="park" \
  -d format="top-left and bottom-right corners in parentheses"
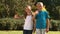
top-left (0, 0), bottom-right (60, 34)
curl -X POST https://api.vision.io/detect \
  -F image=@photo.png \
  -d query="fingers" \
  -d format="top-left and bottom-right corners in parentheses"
top-left (46, 28), bottom-right (49, 33)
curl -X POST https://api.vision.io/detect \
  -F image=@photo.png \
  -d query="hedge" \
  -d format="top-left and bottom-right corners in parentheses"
top-left (0, 18), bottom-right (24, 30)
top-left (0, 18), bottom-right (60, 31)
top-left (50, 20), bottom-right (60, 31)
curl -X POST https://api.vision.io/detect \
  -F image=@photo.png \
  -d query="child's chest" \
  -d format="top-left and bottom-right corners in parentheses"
top-left (36, 12), bottom-right (46, 18)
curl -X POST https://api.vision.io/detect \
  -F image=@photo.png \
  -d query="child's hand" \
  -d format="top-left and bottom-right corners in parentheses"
top-left (46, 28), bottom-right (49, 33)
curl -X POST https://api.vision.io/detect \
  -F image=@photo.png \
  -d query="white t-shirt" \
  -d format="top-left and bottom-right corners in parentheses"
top-left (23, 15), bottom-right (33, 30)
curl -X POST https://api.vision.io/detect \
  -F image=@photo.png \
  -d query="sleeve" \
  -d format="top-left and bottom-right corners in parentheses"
top-left (45, 11), bottom-right (50, 19)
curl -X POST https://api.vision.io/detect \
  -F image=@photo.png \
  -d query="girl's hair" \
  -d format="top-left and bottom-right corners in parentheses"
top-left (24, 11), bottom-right (33, 18)
top-left (25, 5), bottom-right (31, 10)
top-left (24, 11), bottom-right (27, 18)
top-left (24, 5), bottom-right (32, 18)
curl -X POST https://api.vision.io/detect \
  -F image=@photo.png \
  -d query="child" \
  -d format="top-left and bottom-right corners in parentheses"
top-left (34, 2), bottom-right (50, 34)
top-left (23, 5), bottom-right (35, 34)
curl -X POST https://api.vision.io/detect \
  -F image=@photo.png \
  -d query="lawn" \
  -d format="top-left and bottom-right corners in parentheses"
top-left (0, 31), bottom-right (60, 34)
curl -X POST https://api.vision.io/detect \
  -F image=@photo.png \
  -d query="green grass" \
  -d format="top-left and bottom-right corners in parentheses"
top-left (0, 31), bottom-right (60, 34)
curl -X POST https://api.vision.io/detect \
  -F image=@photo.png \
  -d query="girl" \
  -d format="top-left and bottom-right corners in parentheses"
top-left (23, 5), bottom-right (35, 34)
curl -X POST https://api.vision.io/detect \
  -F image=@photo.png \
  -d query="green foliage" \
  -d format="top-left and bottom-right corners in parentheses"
top-left (0, 0), bottom-right (35, 18)
top-left (0, 18), bottom-right (24, 30)
top-left (0, 0), bottom-right (60, 19)
top-left (50, 20), bottom-right (60, 31)
top-left (36, 0), bottom-right (60, 19)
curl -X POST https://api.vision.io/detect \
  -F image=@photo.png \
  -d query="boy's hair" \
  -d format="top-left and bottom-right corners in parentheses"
top-left (35, 2), bottom-right (43, 7)
top-left (35, 2), bottom-right (47, 11)
top-left (37, 2), bottom-right (43, 7)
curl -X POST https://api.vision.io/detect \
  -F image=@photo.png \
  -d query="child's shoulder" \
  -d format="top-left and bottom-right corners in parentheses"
top-left (42, 10), bottom-right (48, 13)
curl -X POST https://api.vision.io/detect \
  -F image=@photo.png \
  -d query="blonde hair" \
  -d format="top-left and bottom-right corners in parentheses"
top-left (24, 5), bottom-right (32, 18)
top-left (25, 5), bottom-right (31, 10)
top-left (36, 2), bottom-right (43, 7)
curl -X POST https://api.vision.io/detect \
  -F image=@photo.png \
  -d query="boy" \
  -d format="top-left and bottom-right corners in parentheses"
top-left (34, 2), bottom-right (50, 34)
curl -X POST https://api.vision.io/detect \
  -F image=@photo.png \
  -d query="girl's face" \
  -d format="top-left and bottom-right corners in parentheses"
top-left (25, 6), bottom-right (31, 13)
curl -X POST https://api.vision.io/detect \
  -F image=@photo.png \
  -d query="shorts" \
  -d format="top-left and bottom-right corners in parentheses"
top-left (36, 29), bottom-right (46, 34)
top-left (23, 30), bottom-right (32, 34)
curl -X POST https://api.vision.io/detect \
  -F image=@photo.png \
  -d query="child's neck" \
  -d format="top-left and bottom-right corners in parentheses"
top-left (38, 9), bottom-right (42, 11)
top-left (27, 12), bottom-right (31, 16)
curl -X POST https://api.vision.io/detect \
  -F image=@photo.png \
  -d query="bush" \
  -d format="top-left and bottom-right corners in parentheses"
top-left (50, 20), bottom-right (60, 31)
top-left (0, 18), bottom-right (24, 30)
top-left (0, 18), bottom-right (60, 31)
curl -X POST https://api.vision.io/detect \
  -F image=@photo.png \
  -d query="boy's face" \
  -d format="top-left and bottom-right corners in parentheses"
top-left (36, 4), bottom-right (43, 10)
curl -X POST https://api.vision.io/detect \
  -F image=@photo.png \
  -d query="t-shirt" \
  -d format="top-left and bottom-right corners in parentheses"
top-left (23, 15), bottom-right (33, 30)
top-left (35, 10), bottom-right (50, 29)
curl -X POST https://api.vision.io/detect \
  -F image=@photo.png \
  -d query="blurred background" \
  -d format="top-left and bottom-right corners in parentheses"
top-left (0, 0), bottom-right (60, 31)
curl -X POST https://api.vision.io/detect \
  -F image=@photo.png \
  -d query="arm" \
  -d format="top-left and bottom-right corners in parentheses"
top-left (32, 13), bottom-right (36, 33)
top-left (46, 18), bottom-right (50, 33)
top-left (45, 11), bottom-right (50, 33)
top-left (32, 10), bottom-right (38, 32)
top-left (46, 19), bottom-right (50, 29)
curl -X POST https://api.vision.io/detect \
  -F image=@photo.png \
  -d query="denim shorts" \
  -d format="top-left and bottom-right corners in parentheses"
top-left (23, 30), bottom-right (32, 34)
